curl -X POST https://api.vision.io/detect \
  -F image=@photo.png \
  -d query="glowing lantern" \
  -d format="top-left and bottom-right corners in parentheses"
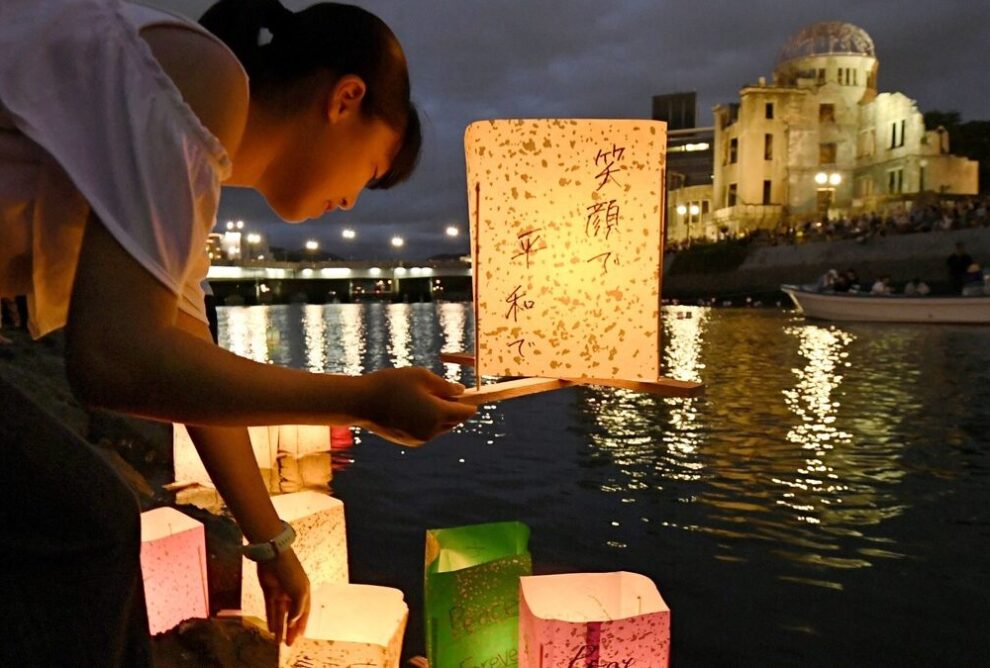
top-left (241, 491), bottom-right (348, 619)
top-left (465, 119), bottom-right (667, 383)
top-left (425, 521), bottom-right (531, 668)
top-left (281, 583), bottom-right (408, 668)
top-left (274, 425), bottom-right (333, 493)
top-left (518, 571), bottom-right (670, 668)
top-left (139, 506), bottom-right (209, 634)
top-left (173, 423), bottom-right (279, 491)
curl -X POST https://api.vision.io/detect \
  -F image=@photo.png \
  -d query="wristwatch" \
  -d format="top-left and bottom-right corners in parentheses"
top-left (242, 520), bottom-right (297, 563)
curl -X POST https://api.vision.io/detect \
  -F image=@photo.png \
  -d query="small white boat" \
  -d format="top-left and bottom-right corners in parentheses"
top-left (781, 284), bottom-right (990, 324)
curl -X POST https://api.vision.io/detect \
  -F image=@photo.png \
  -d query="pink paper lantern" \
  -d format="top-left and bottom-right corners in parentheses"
top-left (519, 571), bottom-right (670, 668)
top-left (139, 507), bottom-right (209, 635)
top-left (282, 583), bottom-right (408, 668)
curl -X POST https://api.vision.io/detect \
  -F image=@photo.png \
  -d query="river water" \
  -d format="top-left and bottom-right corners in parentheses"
top-left (218, 302), bottom-right (990, 667)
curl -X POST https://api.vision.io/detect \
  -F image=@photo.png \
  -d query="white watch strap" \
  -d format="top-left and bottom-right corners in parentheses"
top-left (242, 520), bottom-right (296, 562)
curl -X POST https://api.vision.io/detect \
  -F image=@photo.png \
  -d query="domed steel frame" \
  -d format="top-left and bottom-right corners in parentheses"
top-left (776, 21), bottom-right (875, 66)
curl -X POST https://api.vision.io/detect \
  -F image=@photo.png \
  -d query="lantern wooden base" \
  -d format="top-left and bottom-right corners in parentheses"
top-left (440, 352), bottom-right (703, 402)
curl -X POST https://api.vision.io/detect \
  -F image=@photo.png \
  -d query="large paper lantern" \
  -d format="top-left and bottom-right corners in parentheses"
top-left (139, 506), bottom-right (209, 635)
top-left (281, 583), bottom-right (408, 668)
top-left (425, 521), bottom-right (531, 668)
top-left (465, 119), bottom-right (667, 382)
top-left (241, 491), bottom-right (348, 619)
top-left (518, 571), bottom-right (670, 668)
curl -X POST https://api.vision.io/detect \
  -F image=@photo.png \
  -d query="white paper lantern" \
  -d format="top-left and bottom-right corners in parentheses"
top-left (519, 571), bottom-right (671, 668)
top-left (139, 507), bottom-right (209, 635)
top-left (173, 423), bottom-right (279, 491)
top-left (275, 424), bottom-right (332, 457)
top-left (274, 425), bottom-right (333, 493)
top-left (241, 491), bottom-right (348, 619)
top-left (281, 583), bottom-right (408, 668)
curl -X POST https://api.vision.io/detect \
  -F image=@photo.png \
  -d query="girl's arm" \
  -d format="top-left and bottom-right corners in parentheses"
top-left (173, 311), bottom-right (309, 644)
top-left (64, 216), bottom-right (473, 442)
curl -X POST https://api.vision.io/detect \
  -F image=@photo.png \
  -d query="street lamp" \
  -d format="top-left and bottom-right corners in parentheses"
top-left (390, 236), bottom-right (404, 248)
top-left (445, 226), bottom-right (459, 237)
top-left (815, 171), bottom-right (842, 220)
top-left (305, 240), bottom-right (319, 251)
top-left (342, 228), bottom-right (356, 240)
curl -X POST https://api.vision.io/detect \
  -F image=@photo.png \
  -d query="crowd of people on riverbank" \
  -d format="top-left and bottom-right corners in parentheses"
top-left (811, 241), bottom-right (986, 297)
top-left (667, 194), bottom-right (990, 252)
top-left (773, 194), bottom-right (990, 245)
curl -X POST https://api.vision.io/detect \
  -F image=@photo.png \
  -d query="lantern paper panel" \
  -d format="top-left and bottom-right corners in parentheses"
top-left (173, 423), bottom-right (279, 490)
top-left (242, 491), bottom-right (348, 619)
top-left (276, 451), bottom-right (332, 494)
top-left (275, 424), bottom-right (332, 457)
top-left (280, 583), bottom-right (408, 668)
top-left (139, 506), bottom-right (209, 635)
top-left (465, 119), bottom-right (667, 382)
top-left (518, 571), bottom-right (670, 668)
top-left (425, 521), bottom-right (532, 668)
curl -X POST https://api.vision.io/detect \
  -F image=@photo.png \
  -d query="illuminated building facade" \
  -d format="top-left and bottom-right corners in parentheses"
top-left (672, 22), bottom-right (979, 243)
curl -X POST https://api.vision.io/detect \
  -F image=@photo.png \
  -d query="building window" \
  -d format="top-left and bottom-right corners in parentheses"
top-left (854, 69), bottom-right (858, 86)
top-left (762, 180), bottom-right (772, 205)
top-left (765, 102), bottom-right (774, 119)
top-left (817, 68), bottom-right (826, 85)
top-left (890, 120), bottom-right (906, 149)
top-left (857, 129), bottom-right (875, 158)
top-left (764, 133), bottom-right (773, 160)
top-left (819, 103), bottom-right (835, 123)
top-left (702, 200), bottom-right (710, 215)
top-left (819, 143), bottom-right (837, 164)
top-left (728, 183), bottom-right (738, 207)
top-left (856, 176), bottom-right (875, 197)
top-left (887, 168), bottom-right (904, 194)
top-left (729, 137), bottom-right (738, 164)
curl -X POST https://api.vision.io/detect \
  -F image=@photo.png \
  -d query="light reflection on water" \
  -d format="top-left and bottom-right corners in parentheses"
top-left (216, 302), bottom-right (990, 665)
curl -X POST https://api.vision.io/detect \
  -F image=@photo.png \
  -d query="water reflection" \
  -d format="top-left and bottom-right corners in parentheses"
top-left (385, 303), bottom-right (412, 368)
top-left (217, 305), bottom-right (951, 578)
top-left (303, 304), bottom-right (327, 373)
top-left (221, 305), bottom-right (272, 363)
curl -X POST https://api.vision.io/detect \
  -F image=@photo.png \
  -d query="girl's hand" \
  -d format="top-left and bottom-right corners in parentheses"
top-left (355, 367), bottom-right (476, 445)
top-left (257, 548), bottom-right (310, 646)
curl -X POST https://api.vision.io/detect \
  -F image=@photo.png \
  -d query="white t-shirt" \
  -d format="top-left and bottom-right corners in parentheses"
top-left (0, 0), bottom-right (246, 338)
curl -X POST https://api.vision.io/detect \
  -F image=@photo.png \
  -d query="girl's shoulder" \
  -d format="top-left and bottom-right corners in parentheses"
top-left (138, 21), bottom-right (249, 160)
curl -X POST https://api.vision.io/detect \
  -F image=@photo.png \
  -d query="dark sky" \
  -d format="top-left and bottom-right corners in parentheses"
top-left (152, 0), bottom-right (990, 260)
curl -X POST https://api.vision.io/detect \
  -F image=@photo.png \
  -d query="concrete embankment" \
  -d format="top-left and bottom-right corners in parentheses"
top-left (663, 228), bottom-right (990, 301)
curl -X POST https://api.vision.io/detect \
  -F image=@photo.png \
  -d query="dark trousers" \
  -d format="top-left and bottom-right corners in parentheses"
top-left (0, 376), bottom-right (152, 667)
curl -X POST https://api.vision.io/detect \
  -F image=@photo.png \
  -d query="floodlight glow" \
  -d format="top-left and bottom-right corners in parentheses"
top-left (814, 172), bottom-right (828, 185)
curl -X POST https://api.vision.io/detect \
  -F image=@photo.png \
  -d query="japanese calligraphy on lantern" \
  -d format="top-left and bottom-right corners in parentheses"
top-left (465, 119), bottom-right (667, 381)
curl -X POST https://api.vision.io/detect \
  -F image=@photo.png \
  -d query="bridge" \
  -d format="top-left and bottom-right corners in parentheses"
top-left (206, 259), bottom-right (473, 304)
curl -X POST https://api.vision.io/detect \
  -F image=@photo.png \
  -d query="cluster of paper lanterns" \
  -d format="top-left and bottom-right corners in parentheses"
top-left (138, 424), bottom-right (407, 667)
top-left (425, 521), bottom-right (671, 668)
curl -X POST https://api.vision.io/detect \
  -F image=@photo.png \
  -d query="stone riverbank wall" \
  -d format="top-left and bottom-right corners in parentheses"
top-left (663, 228), bottom-right (990, 300)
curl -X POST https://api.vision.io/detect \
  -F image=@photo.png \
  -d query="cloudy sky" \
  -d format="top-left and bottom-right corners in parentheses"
top-left (150, 0), bottom-right (989, 260)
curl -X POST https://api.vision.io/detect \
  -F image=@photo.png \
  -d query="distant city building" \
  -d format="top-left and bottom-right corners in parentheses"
top-left (653, 92), bottom-right (714, 245)
top-left (666, 21), bottom-right (979, 245)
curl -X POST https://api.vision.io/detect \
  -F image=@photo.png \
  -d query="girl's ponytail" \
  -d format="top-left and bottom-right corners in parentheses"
top-left (199, 0), bottom-right (293, 79)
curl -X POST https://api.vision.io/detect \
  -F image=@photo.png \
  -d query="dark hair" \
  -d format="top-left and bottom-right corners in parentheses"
top-left (200, 0), bottom-right (420, 188)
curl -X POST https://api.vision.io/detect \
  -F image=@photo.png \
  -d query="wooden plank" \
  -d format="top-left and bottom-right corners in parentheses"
top-left (455, 377), bottom-right (575, 406)
top-left (440, 352), bottom-right (704, 399)
top-left (439, 351), bottom-right (477, 367)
